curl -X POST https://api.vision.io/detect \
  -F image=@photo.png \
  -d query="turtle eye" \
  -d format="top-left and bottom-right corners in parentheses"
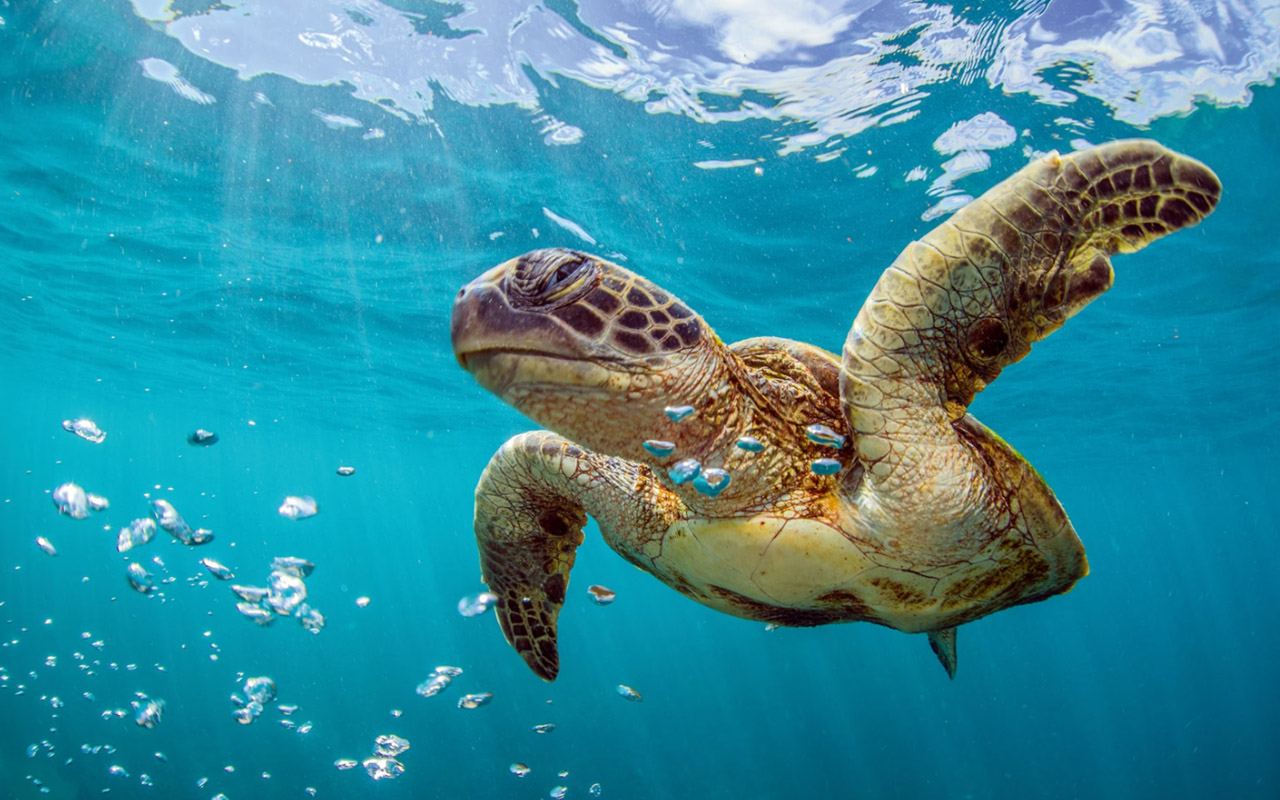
top-left (542, 258), bottom-right (589, 301)
top-left (508, 249), bottom-right (599, 309)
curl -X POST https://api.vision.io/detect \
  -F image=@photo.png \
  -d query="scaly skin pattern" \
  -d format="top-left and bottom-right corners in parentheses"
top-left (451, 140), bottom-right (1220, 681)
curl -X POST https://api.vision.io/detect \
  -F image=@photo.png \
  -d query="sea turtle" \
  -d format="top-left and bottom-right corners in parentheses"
top-left (450, 140), bottom-right (1219, 681)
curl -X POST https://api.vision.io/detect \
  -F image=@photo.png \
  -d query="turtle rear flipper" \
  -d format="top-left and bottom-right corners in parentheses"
top-left (841, 140), bottom-right (1221, 439)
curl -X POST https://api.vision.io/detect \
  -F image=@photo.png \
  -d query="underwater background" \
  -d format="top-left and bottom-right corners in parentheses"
top-left (2, 0), bottom-right (1278, 798)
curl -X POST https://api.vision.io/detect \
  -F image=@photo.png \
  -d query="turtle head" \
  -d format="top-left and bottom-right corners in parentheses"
top-left (452, 249), bottom-right (729, 458)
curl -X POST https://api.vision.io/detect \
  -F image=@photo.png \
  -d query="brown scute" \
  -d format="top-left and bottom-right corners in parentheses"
top-left (967, 317), bottom-right (1009, 359)
top-left (1121, 223), bottom-right (1143, 239)
top-left (537, 508), bottom-right (572, 539)
top-left (1065, 256), bottom-right (1113, 309)
top-left (1094, 176), bottom-right (1114, 197)
top-left (1138, 194), bottom-right (1158, 217)
top-left (617, 310), bottom-right (650, 330)
top-left (1186, 191), bottom-right (1214, 214)
top-left (612, 330), bottom-right (653, 354)
top-left (1178, 160), bottom-right (1221, 194)
top-left (648, 309), bottom-right (671, 325)
top-left (1157, 197), bottom-right (1196, 229)
top-left (1142, 222), bottom-right (1167, 236)
top-left (584, 287), bottom-right (621, 314)
top-left (1112, 169), bottom-right (1132, 191)
top-left (626, 287), bottom-right (654, 307)
top-left (1151, 155), bottom-right (1173, 186)
top-left (1101, 203), bottom-right (1120, 226)
top-left (543, 573), bottom-right (567, 605)
top-left (1122, 199), bottom-right (1138, 218)
top-left (1132, 164), bottom-right (1152, 191)
top-left (552, 304), bottom-right (606, 337)
top-left (660, 335), bottom-right (682, 351)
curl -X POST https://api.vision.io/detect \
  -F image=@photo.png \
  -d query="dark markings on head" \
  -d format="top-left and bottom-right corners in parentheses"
top-left (552, 304), bottom-right (606, 338)
top-left (668, 302), bottom-right (695, 320)
top-left (672, 319), bottom-right (702, 346)
top-left (584, 287), bottom-right (621, 314)
top-left (626, 287), bottom-right (654, 307)
top-left (617, 310), bottom-right (649, 330)
top-left (612, 330), bottom-right (651, 354)
top-left (649, 309), bottom-right (670, 325)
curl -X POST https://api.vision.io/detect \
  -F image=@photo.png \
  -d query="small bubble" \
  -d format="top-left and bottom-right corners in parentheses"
top-left (187, 429), bottom-right (219, 446)
top-left (62, 418), bottom-right (106, 444)
top-left (663, 405), bottom-right (694, 423)
top-left (510, 763), bottom-right (531, 777)
top-left (278, 495), bottom-right (318, 520)
top-left (586, 585), bottom-right (616, 606)
top-left (805, 423), bottom-right (846, 448)
top-left (641, 440), bottom-right (675, 458)
top-left (810, 458), bottom-right (842, 476)
top-left (668, 458), bottom-right (701, 485)
top-left (691, 468), bottom-right (730, 497)
top-left (735, 436), bottom-right (764, 452)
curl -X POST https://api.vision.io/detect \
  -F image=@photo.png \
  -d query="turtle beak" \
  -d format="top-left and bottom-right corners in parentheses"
top-left (451, 262), bottom-right (514, 370)
top-left (451, 260), bottom-right (591, 373)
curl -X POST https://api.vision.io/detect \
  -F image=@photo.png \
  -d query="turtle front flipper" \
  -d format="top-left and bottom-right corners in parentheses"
top-left (473, 430), bottom-right (672, 681)
top-left (841, 140), bottom-right (1220, 469)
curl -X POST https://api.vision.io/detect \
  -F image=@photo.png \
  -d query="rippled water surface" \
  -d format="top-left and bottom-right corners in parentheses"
top-left (3, 1), bottom-right (1279, 798)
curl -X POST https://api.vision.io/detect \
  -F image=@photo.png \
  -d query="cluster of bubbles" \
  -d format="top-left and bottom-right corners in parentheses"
top-left (230, 675), bottom-right (277, 725)
top-left (230, 557), bottom-right (326, 633)
top-left (277, 495), bottom-right (319, 520)
top-left (335, 734), bottom-right (411, 781)
top-left (457, 591), bottom-right (498, 617)
top-left (50, 481), bottom-right (109, 520)
top-left (643, 406), bottom-right (851, 496)
top-left (415, 665), bottom-right (464, 698)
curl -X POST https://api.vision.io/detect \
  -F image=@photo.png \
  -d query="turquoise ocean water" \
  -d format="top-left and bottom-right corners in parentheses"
top-left (2, 1), bottom-right (1278, 798)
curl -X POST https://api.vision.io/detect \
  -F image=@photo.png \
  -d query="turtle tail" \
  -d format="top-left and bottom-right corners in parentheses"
top-left (473, 432), bottom-right (590, 682)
